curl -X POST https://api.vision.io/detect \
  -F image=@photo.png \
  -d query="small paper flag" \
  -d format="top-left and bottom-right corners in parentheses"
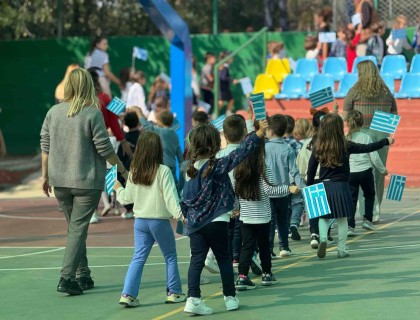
top-left (133, 47), bottom-right (148, 61)
top-left (318, 32), bottom-right (337, 43)
top-left (212, 115), bottom-right (226, 131)
top-left (370, 111), bottom-right (400, 134)
top-left (105, 165), bottom-right (117, 196)
top-left (106, 97), bottom-right (126, 115)
top-left (386, 174), bottom-right (406, 201)
top-left (239, 77), bottom-right (254, 95)
top-left (197, 100), bottom-right (211, 113)
top-left (302, 183), bottom-right (331, 219)
top-left (250, 92), bottom-right (266, 121)
top-left (309, 87), bottom-right (334, 108)
top-left (391, 29), bottom-right (407, 40)
top-left (351, 13), bottom-right (361, 26)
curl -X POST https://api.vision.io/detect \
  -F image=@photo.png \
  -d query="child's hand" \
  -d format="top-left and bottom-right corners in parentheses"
top-left (256, 119), bottom-right (268, 138)
top-left (387, 137), bottom-right (395, 145)
top-left (232, 79), bottom-right (239, 85)
top-left (231, 209), bottom-right (240, 218)
top-left (114, 180), bottom-right (123, 191)
top-left (383, 169), bottom-right (388, 176)
top-left (289, 186), bottom-right (301, 194)
top-left (247, 103), bottom-right (254, 120)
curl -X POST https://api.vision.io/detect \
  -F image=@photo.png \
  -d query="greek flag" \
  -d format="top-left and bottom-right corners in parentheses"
top-left (318, 32), bottom-right (336, 43)
top-left (302, 183), bottom-right (331, 219)
top-left (392, 29), bottom-right (406, 40)
top-left (105, 165), bottom-right (117, 196)
top-left (133, 47), bottom-right (148, 61)
top-left (351, 13), bottom-right (361, 26)
top-left (197, 100), bottom-right (211, 113)
top-left (386, 174), bottom-right (406, 201)
top-left (239, 77), bottom-right (253, 95)
top-left (309, 87), bottom-right (334, 108)
top-left (370, 111), bottom-right (401, 134)
top-left (212, 115), bottom-right (226, 131)
top-left (250, 92), bottom-right (266, 121)
top-left (106, 97), bottom-right (126, 115)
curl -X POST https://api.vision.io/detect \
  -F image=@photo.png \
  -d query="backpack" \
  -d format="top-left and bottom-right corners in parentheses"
top-left (366, 35), bottom-right (381, 62)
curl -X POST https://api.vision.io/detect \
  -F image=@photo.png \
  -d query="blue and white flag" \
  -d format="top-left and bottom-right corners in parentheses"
top-left (106, 97), bottom-right (126, 115)
top-left (250, 92), bottom-right (266, 121)
top-left (239, 77), bottom-right (254, 95)
top-left (212, 115), bottom-right (226, 131)
top-left (133, 47), bottom-right (148, 61)
top-left (105, 165), bottom-right (117, 196)
top-left (370, 111), bottom-right (401, 134)
top-left (318, 32), bottom-right (337, 43)
top-left (302, 183), bottom-right (331, 219)
top-left (351, 13), bottom-right (361, 26)
top-left (392, 29), bottom-right (407, 40)
top-left (386, 174), bottom-right (406, 201)
top-left (198, 100), bottom-right (211, 113)
top-left (309, 87), bottom-right (334, 108)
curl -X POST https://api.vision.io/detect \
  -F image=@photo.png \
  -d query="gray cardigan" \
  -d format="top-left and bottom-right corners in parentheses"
top-left (40, 102), bottom-right (115, 190)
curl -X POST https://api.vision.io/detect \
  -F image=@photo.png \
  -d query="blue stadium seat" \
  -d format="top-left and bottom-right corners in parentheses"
top-left (381, 73), bottom-right (395, 94)
top-left (294, 58), bottom-right (319, 82)
top-left (322, 57), bottom-right (347, 81)
top-left (274, 74), bottom-right (306, 99)
top-left (409, 54), bottom-right (420, 73)
top-left (334, 73), bottom-right (358, 98)
top-left (304, 74), bottom-right (334, 98)
top-left (380, 55), bottom-right (407, 80)
top-left (352, 56), bottom-right (378, 73)
top-left (394, 73), bottom-right (420, 98)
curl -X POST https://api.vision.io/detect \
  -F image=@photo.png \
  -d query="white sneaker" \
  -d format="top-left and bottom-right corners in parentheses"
top-left (278, 249), bottom-right (292, 258)
top-left (200, 274), bottom-right (210, 285)
top-left (362, 220), bottom-right (376, 231)
top-left (121, 211), bottom-right (134, 219)
top-left (373, 216), bottom-right (380, 224)
top-left (184, 297), bottom-right (213, 315)
top-left (90, 211), bottom-right (99, 224)
top-left (204, 256), bottom-right (219, 274)
top-left (347, 227), bottom-right (357, 237)
top-left (224, 296), bottom-right (239, 311)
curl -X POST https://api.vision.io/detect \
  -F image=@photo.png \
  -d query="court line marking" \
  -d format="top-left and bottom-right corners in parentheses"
top-left (151, 209), bottom-right (420, 320)
top-left (0, 247), bottom-right (65, 260)
top-left (0, 261), bottom-right (191, 272)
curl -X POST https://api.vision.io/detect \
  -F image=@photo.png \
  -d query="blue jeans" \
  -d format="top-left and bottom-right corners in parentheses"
top-left (269, 197), bottom-right (290, 251)
top-left (122, 218), bottom-right (182, 298)
top-left (289, 202), bottom-right (304, 227)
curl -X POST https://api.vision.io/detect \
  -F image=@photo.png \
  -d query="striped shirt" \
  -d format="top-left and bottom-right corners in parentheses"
top-left (237, 167), bottom-right (290, 224)
top-left (84, 49), bottom-right (109, 77)
top-left (343, 86), bottom-right (398, 127)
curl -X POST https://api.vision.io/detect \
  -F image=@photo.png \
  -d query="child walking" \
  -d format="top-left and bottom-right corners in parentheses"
top-left (234, 137), bottom-right (299, 291)
top-left (346, 110), bottom-right (388, 236)
top-left (114, 131), bottom-right (186, 307)
top-left (306, 114), bottom-right (394, 259)
top-left (181, 120), bottom-right (268, 315)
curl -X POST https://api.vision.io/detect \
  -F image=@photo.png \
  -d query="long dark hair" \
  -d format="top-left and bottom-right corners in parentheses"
top-left (186, 124), bottom-right (221, 178)
top-left (308, 110), bottom-right (328, 151)
top-left (314, 113), bottom-right (348, 168)
top-left (89, 35), bottom-right (106, 54)
top-left (130, 131), bottom-right (163, 186)
top-left (87, 68), bottom-right (102, 93)
top-left (234, 138), bottom-right (267, 201)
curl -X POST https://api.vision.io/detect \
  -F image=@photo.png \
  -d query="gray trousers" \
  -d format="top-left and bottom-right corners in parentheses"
top-left (54, 187), bottom-right (101, 281)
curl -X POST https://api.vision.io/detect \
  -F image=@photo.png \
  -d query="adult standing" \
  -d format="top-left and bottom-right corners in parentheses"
top-left (264, 0), bottom-right (289, 31)
top-left (84, 35), bottom-right (121, 96)
top-left (200, 52), bottom-right (216, 115)
top-left (314, 7), bottom-right (333, 61)
top-left (350, 0), bottom-right (377, 56)
top-left (343, 60), bottom-right (397, 222)
top-left (40, 68), bottom-right (128, 295)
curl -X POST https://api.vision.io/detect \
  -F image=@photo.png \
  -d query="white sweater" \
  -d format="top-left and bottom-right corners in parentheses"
top-left (116, 165), bottom-right (183, 220)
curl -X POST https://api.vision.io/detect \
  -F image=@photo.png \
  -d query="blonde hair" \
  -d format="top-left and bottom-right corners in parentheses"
top-left (353, 61), bottom-right (390, 98)
top-left (64, 68), bottom-right (99, 117)
top-left (393, 15), bottom-right (407, 29)
top-left (55, 64), bottom-right (79, 101)
top-left (346, 110), bottom-right (364, 139)
top-left (294, 118), bottom-right (313, 140)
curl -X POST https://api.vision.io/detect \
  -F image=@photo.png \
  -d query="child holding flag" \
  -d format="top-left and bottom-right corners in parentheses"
top-left (306, 114), bottom-right (394, 259)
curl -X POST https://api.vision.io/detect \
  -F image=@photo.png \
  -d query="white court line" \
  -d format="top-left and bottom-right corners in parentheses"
top-left (0, 261), bottom-right (190, 272)
top-left (0, 247), bottom-right (65, 260)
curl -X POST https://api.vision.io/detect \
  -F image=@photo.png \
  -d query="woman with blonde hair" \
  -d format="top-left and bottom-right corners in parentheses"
top-left (40, 68), bottom-right (128, 295)
top-left (54, 64), bottom-right (79, 102)
top-left (343, 60), bottom-right (398, 223)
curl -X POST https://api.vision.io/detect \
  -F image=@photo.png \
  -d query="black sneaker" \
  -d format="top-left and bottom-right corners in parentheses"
top-left (57, 277), bottom-right (83, 295)
top-left (270, 251), bottom-right (277, 260)
top-left (250, 255), bottom-right (262, 276)
top-left (290, 225), bottom-right (301, 241)
top-left (261, 273), bottom-right (277, 286)
top-left (77, 277), bottom-right (94, 290)
top-left (317, 240), bottom-right (327, 259)
top-left (310, 234), bottom-right (319, 249)
top-left (235, 275), bottom-right (256, 291)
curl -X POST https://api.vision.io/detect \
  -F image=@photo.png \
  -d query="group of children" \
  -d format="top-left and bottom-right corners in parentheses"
top-left (108, 102), bottom-right (394, 315)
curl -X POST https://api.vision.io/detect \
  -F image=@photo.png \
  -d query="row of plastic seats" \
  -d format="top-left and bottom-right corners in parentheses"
top-left (273, 72), bottom-right (420, 100)
top-left (294, 54), bottom-right (420, 82)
